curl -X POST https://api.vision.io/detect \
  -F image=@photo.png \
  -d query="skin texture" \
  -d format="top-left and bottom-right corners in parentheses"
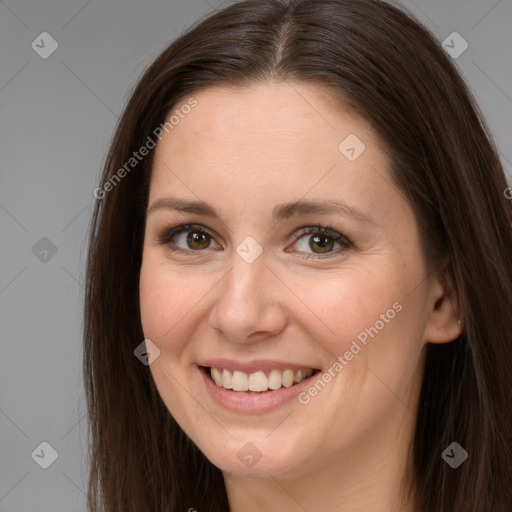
top-left (139, 81), bottom-right (462, 511)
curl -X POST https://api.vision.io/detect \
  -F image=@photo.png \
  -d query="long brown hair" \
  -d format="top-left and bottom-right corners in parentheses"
top-left (84, 1), bottom-right (512, 510)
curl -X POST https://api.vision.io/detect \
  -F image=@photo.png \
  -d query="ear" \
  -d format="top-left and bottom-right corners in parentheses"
top-left (424, 260), bottom-right (464, 344)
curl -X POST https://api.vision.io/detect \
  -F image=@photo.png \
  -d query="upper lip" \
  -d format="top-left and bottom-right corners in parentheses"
top-left (199, 359), bottom-right (320, 374)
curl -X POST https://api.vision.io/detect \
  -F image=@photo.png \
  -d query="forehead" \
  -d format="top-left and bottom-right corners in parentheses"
top-left (157, 81), bottom-right (375, 162)
top-left (149, 81), bottom-right (401, 229)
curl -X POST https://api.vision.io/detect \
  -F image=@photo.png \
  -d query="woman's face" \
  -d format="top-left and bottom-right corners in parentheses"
top-left (139, 82), bottom-right (461, 485)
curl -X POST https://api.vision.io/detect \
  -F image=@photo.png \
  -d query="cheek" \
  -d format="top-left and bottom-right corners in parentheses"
top-left (287, 261), bottom-right (403, 354)
top-left (139, 266), bottom-right (168, 341)
top-left (139, 261), bottom-right (204, 417)
top-left (288, 259), bottom-right (424, 396)
top-left (139, 260), bottom-right (198, 345)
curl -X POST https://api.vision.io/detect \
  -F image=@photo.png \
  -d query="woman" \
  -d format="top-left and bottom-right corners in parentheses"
top-left (84, 0), bottom-right (512, 510)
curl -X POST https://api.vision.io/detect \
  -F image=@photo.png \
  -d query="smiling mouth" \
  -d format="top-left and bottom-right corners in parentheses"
top-left (201, 366), bottom-right (321, 393)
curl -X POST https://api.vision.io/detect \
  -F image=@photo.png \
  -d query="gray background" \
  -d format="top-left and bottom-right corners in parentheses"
top-left (0, 0), bottom-right (511, 510)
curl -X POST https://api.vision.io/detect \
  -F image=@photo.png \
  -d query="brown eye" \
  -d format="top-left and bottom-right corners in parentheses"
top-left (309, 234), bottom-right (335, 253)
top-left (186, 231), bottom-right (211, 250)
top-left (290, 225), bottom-right (353, 259)
top-left (159, 223), bottom-right (221, 252)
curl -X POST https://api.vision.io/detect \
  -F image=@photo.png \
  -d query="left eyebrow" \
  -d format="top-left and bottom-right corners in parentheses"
top-left (146, 197), bottom-right (377, 226)
top-left (272, 199), bottom-right (377, 226)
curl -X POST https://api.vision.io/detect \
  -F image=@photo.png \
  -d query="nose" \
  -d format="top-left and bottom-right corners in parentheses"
top-left (208, 251), bottom-right (287, 344)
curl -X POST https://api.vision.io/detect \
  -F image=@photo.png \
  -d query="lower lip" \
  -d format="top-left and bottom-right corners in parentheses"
top-left (199, 366), bottom-right (319, 413)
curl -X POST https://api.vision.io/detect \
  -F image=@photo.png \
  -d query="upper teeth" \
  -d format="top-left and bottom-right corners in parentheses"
top-left (209, 367), bottom-right (314, 392)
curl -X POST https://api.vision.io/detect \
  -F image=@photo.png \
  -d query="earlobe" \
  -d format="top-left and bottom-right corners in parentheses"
top-left (424, 266), bottom-right (464, 344)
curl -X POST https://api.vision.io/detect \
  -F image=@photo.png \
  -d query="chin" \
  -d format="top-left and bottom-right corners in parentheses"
top-left (197, 434), bottom-right (313, 480)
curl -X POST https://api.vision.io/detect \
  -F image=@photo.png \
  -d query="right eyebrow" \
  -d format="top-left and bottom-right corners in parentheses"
top-left (147, 197), bottom-right (218, 218)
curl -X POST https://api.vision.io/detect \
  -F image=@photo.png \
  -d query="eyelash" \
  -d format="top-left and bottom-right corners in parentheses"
top-left (156, 223), bottom-right (354, 260)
